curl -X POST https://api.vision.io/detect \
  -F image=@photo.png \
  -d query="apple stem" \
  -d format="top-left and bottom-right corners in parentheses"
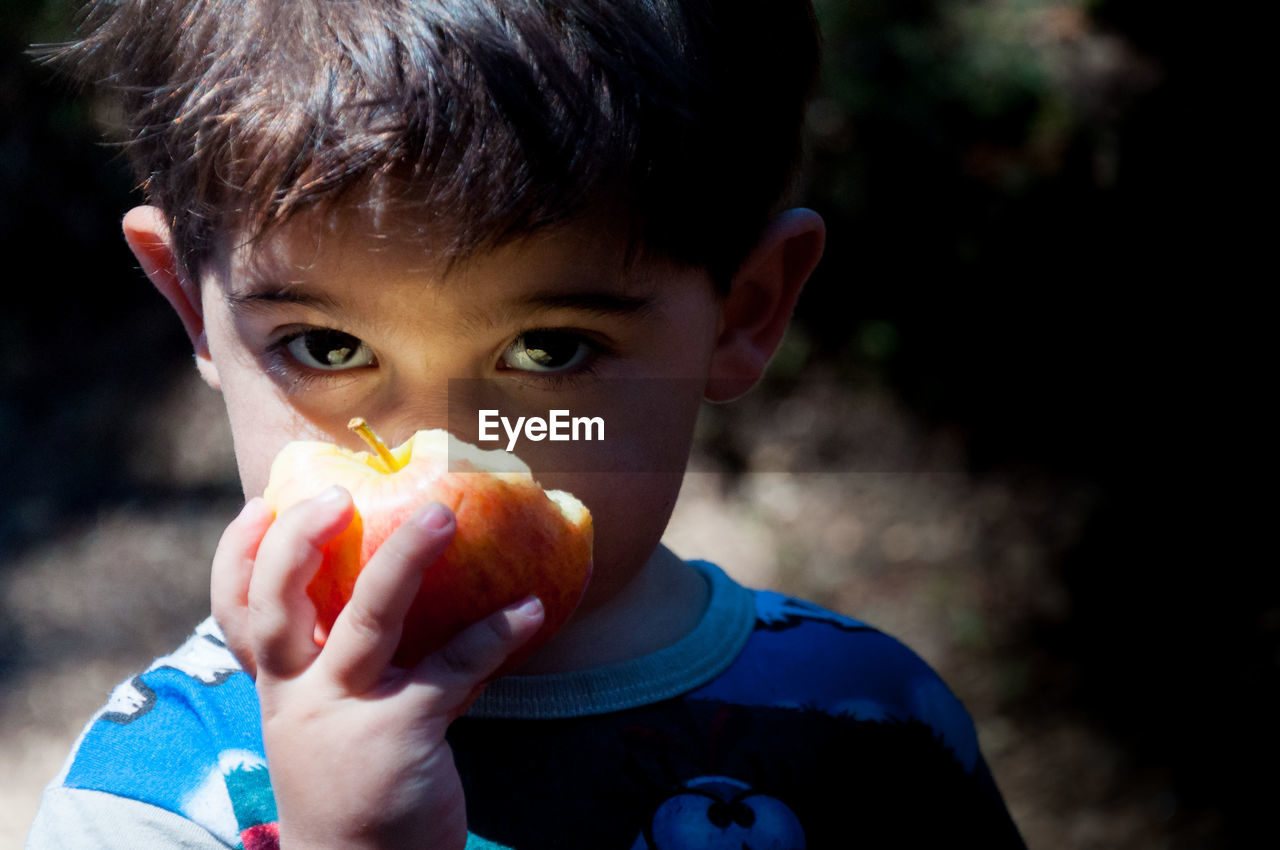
top-left (348, 417), bottom-right (399, 471)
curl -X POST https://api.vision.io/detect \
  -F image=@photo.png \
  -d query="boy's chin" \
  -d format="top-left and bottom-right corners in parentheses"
top-left (515, 543), bottom-right (703, 674)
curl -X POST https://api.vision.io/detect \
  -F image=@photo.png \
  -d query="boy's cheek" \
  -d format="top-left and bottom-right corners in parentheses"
top-left (218, 385), bottom-right (335, 499)
top-left (450, 377), bottom-right (705, 475)
top-left (549, 471), bottom-right (687, 605)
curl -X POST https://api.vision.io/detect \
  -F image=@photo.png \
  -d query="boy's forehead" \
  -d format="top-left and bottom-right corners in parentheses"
top-left (215, 205), bottom-right (692, 303)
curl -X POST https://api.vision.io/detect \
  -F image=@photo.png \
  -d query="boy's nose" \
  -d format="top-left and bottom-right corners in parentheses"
top-left (353, 395), bottom-right (451, 450)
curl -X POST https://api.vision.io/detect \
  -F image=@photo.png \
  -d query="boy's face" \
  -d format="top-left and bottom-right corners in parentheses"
top-left (192, 210), bottom-right (724, 610)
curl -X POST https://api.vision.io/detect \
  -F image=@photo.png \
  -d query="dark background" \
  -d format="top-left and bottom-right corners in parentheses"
top-left (1, 1), bottom-right (1268, 846)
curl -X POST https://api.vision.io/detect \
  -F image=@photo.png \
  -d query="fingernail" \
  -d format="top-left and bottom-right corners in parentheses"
top-left (239, 496), bottom-right (269, 520)
top-left (509, 596), bottom-right (543, 620)
top-left (416, 502), bottom-right (453, 532)
top-left (316, 485), bottom-right (347, 504)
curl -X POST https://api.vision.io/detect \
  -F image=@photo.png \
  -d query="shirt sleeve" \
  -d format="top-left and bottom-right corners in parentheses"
top-left (31, 620), bottom-right (278, 847)
top-left (26, 787), bottom-right (231, 850)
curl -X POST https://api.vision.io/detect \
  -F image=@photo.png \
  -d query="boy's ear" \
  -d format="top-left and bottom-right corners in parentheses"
top-left (122, 206), bottom-right (221, 391)
top-left (705, 208), bottom-right (825, 402)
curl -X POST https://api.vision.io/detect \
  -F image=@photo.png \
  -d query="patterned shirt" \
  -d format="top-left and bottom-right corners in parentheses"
top-left (28, 561), bottom-right (1024, 849)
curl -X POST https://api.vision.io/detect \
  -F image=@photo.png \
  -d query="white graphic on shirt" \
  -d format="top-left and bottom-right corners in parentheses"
top-left (150, 630), bottom-right (240, 685)
top-left (99, 676), bottom-right (157, 724)
top-left (183, 749), bottom-right (267, 846)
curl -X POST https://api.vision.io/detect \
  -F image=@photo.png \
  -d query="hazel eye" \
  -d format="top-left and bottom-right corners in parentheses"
top-left (283, 329), bottom-right (376, 371)
top-left (501, 330), bottom-right (592, 373)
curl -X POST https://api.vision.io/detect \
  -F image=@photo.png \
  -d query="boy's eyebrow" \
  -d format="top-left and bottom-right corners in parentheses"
top-left (222, 280), bottom-right (658, 323)
top-left (224, 284), bottom-right (342, 312)
top-left (511, 291), bottom-right (656, 317)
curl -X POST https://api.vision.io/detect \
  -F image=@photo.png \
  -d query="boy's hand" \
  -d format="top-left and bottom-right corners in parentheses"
top-left (211, 489), bottom-right (545, 850)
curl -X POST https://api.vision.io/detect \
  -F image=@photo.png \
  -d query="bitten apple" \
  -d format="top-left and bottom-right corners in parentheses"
top-left (262, 418), bottom-right (592, 673)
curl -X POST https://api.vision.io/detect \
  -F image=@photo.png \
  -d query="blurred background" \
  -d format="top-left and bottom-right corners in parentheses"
top-left (0, 0), bottom-right (1267, 847)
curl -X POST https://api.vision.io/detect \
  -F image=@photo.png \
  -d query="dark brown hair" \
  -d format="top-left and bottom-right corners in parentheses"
top-left (46, 0), bottom-right (820, 286)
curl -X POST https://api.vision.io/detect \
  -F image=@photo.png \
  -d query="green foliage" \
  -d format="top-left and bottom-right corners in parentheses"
top-left (794, 0), bottom-right (1165, 472)
top-left (806, 0), bottom-right (1143, 234)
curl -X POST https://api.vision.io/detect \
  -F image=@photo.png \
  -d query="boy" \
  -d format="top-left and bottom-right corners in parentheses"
top-left (31, 1), bottom-right (1024, 847)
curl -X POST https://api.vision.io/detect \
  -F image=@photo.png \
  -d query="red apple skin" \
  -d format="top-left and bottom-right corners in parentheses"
top-left (262, 429), bottom-right (592, 674)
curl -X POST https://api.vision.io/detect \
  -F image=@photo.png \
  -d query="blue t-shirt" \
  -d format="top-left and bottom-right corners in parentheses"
top-left (29, 561), bottom-right (1024, 849)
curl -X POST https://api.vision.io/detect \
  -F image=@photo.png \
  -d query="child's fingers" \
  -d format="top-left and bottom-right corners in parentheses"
top-left (247, 486), bottom-right (355, 680)
top-left (410, 596), bottom-right (545, 716)
top-left (317, 502), bottom-right (457, 693)
top-left (209, 497), bottom-right (274, 679)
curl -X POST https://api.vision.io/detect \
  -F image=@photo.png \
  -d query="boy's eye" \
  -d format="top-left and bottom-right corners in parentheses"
top-left (501, 330), bottom-right (592, 373)
top-left (283, 329), bottom-right (376, 371)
